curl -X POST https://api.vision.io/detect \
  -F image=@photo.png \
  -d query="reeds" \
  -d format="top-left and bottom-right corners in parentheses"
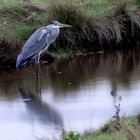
top-left (0, 38), bottom-right (21, 67)
top-left (48, 0), bottom-right (140, 52)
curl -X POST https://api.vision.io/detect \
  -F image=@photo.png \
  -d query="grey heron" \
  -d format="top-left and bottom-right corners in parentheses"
top-left (16, 21), bottom-right (71, 70)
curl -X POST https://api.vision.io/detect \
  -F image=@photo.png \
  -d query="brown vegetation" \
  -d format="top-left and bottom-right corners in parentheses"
top-left (0, 39), bottom-right (20, 68)
top-left (0, 39), bottom-right (55, 67)
top-left (48, 1), bottom-right (140, 52)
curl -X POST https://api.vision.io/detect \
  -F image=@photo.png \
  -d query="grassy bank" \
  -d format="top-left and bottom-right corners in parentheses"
top-left (62, 116), bottom-right (140, 140)
top-left (0, 0), bottom-right (140, 67)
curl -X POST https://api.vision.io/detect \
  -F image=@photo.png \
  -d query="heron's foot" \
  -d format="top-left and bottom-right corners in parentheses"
top-left (40, 61), bottom-right (48, 64)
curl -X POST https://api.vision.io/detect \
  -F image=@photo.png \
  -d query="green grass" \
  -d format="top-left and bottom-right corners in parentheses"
top-left (0, 0), bottom-right (138, 41)
top-left (0, 0), bottom-right (138, 16)
top-left (15, 25), bottom-right (37, 41)
top-left (0, 0), bottom-right (48, 40)
top-left (61, 116), bottom-right (140, 140)
top-left (0, 0), bottom-right (22, 9)
top-left (82, 132), bottom-right (128, 140)
top-left (62, 131), bottom-right (128, 140)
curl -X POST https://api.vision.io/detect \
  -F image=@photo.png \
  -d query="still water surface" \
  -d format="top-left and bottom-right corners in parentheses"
top-left (1, 50), bottom-right (140, 139)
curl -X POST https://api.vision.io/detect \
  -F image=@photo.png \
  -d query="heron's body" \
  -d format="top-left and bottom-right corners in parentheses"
top-left (16, 21), bottom-right (71, 70)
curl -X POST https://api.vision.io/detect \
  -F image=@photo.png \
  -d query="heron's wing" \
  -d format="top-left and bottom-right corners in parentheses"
top-left (20, 27), bottom-right (49, 61)
top-left (22, 27), bottom-right (49, 51)
top-left (38, 29), bottom-right (48, 41)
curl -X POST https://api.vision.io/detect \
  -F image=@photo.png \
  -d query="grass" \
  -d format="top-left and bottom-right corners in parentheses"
top-left (82, 132), bottom-right (128, 140)
top-left (48, 0), bottom-right (140, 52)
top-left (0, 0), bottom-right (138, 40)
top-left (0, 1), bottom-right (137, 34)
top-left (61, 116), bottom-right (140, 140)
top-left (15, 25), bottom-right (37, 41)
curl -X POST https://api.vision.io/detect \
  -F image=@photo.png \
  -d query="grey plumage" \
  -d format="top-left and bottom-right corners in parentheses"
top-left (16, 21), bottom-right (71, 70)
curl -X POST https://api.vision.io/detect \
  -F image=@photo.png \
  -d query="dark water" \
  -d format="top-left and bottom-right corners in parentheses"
top-left (1, 50), bottom-right (140, 139)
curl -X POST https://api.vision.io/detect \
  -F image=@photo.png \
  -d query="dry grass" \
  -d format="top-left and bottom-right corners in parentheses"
top-left (47, 0), bottom-right (140, 52)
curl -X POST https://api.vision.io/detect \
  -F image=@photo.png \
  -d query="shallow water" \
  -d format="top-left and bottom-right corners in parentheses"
top-left (1, 50), bottom-right (140, 139)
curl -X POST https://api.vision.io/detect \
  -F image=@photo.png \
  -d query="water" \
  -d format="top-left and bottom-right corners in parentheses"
top-left (1, 50), bottom-right (140, 139)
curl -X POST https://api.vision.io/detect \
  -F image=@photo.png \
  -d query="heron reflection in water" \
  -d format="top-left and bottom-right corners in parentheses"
top-left (18, 68), bottom-right (63, 129)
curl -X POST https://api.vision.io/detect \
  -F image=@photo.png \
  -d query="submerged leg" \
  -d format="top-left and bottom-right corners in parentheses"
top-left (35, 64), bottom-right (42, 97)
top-left (31, 63), bottom-right (43, 98)
top-left (33, 62), bottom-right (43, 80)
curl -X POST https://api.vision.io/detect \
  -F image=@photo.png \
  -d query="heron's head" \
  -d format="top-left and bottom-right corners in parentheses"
top-left (48, 21), bottom-right (71, 28)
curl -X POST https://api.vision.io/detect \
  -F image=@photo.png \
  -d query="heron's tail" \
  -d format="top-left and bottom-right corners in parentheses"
top-left (16, 54), bottom-right (23, 70)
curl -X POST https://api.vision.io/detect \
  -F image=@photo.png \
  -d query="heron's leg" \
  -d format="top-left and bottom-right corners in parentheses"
top-left (37, 52), bottom-right (49, 65)
top-left (34, 55), bottom-right (38, 64)
top-left (35, 64), bottom-right (43, 97)
top-left (37, 53), bottom-right (41, 64)
top-left (33, 62), bottom-right (43, 79)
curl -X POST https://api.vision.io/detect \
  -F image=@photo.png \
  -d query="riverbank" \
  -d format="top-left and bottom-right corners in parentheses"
top-left (62, 115), bottom-right (140, 140)
top-left (0, 0), bottom-right (140, 67)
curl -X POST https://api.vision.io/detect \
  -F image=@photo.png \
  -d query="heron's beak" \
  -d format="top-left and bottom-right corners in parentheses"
top-left (59, 23), bottom-right (71, 28)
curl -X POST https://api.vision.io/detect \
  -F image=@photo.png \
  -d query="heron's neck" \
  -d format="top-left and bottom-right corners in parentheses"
top-left (46, 25), bottom-right (59, 30)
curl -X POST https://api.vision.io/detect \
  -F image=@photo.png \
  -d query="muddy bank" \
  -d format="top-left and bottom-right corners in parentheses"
top-left (0, 39), bottom-right (55, 68)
